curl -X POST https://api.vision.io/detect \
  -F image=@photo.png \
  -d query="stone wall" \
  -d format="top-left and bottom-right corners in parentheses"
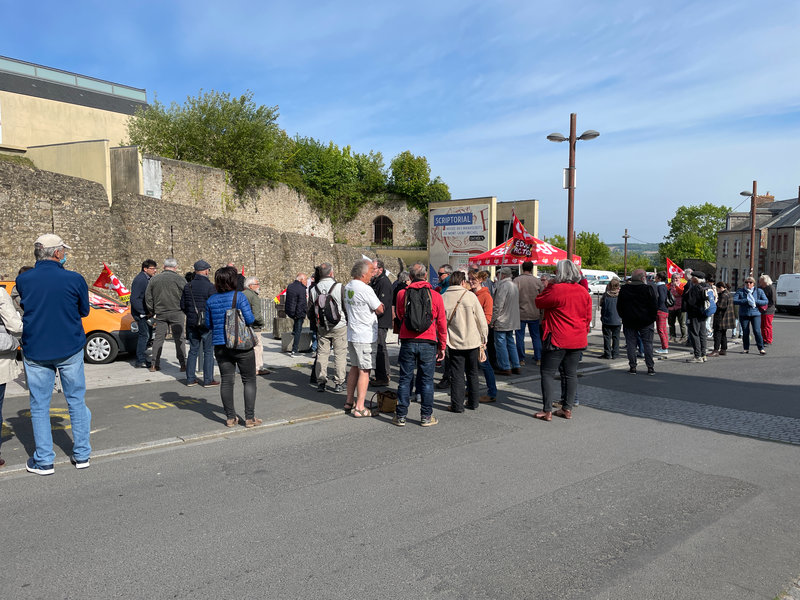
top-left (335, 197), bottom-right (427, 246)
top-left (0, 160), bottom-right (114, 280)
top-left (0, 160), bottom-right (401, 300)
top-left (156, 157), bottom-right (333, 241)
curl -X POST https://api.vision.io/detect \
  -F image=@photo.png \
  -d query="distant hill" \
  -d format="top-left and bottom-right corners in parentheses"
top-left (606, 242), bottom-right (659, 255)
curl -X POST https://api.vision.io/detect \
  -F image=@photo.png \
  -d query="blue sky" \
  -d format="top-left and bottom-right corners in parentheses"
top-left (4, 0), bottom-right (800, 244)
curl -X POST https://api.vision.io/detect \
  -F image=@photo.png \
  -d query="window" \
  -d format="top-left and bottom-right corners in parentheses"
top-left (722, 240), bottom-right (729, 257)
top-left (745, 239), bottom-right (751, 258)
top-left (734, 240), bottom-right (740, 257)
top-left (784, 234), bottom-right (789, 252)
top-left (732, 269), bottom-right (739, 290)
top-left (373, 216), bottom-right (393, 246)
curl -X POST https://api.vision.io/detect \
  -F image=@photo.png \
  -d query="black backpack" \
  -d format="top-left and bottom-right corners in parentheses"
top-left (312, 283), bottom-right (343, 329)
top-left (665, 286), bottom-right (675, 308)
top-left (404, 286), bottom-right (433, 333)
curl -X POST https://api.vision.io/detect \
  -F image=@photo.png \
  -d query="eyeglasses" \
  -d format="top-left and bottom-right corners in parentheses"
top-left (438, 272), bottom-right (447, 276)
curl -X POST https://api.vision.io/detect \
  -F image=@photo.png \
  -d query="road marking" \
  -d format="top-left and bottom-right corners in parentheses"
top-left (17, 408), bottom-right (72, 430)
top-left (124, 398), bottom-right (203, 412)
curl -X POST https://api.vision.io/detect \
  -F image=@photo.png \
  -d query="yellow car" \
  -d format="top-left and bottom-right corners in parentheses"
top-left (1, 281), bottom-right (137, 364)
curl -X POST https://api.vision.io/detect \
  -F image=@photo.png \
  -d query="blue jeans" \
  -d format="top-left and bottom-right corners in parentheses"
top-left (516, 319), bottom-right (541, 361)
top-left (24, 349), bottom-right (91, 465)
top-left (494, 330), bottom-right (519, 371)
top-left (739, 314), bottom-right (763, 351)
top-left (292, 318), bottom-right (304, 353)
top-left (134, 315), bottom-right (152, 365)
top-left (396, 341), bottom-right (436, 419)
top-left (186, 326), bottom-right (215, 384)
top-left (479, 358), bottom-right (497, 397)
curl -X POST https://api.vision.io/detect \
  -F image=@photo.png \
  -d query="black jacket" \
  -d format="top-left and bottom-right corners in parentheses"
top-left (683, 281), bottom-right (711, 320)
top-left (284, 280), bottom-right (308, 320)
top-left (130, 270), bottom-right (151, 317)
top-left (370, 271), bottom-right (393, 328)
top-left (180, 274), bottom-right (216, 328)
top-left (616, 280), bottom-right (658, 329)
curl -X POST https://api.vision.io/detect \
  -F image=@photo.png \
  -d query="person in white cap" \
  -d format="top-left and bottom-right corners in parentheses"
top-left (15, 233), bottom-right (92, 475)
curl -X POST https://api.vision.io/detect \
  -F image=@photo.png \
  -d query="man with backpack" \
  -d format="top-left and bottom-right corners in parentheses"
top-left (682, 271), bottom-right (715, 363)
top-left (309, 262), bottom-right (347, 393)
top-left (393, 262), bottom-right (447, 427)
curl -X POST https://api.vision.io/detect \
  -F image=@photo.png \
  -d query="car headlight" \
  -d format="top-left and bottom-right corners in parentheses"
top-left (130, 321), bottom-right (139, 333)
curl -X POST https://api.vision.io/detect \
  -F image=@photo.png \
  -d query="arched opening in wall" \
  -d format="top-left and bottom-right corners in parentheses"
top-left (373, 215), bottom-right (393, 246)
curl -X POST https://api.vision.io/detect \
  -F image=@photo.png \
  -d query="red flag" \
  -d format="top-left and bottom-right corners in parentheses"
top-left (273, 287), bottom-right (287, 304)
top-left (93, 263), bottom-right (131, 302)
top-left (666, 258), bottom-right (685, 283)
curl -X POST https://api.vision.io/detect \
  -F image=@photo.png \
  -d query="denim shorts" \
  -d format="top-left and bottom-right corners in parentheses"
top-left (348, 341), bottom-right (376, 370)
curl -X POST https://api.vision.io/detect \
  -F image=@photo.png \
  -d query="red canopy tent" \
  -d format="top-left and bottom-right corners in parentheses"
top-left (468, 238), bottom-right (581, 267)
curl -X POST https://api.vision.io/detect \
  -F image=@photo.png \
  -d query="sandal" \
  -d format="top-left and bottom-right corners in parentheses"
top-left (343, 402), bottom-right (354, 413)
top-left (352, 407), bottom-right (372, 418)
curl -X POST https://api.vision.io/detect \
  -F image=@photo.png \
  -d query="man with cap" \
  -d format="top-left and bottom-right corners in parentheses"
top-left (145, 258), bottom-right (187, 373)
top-left (15, 234), bottom-right (92, 475)
top-left (180, 260), bottom-right (218, 386)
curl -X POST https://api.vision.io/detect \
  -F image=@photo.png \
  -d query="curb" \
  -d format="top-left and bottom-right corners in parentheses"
top-left (0, 408), bottom-right (346, 477)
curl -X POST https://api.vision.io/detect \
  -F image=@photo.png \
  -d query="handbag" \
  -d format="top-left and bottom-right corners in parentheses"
top-left (224, 291), bottom-right (256, 350)
top-left (368, 390), bottom-right (398, 414)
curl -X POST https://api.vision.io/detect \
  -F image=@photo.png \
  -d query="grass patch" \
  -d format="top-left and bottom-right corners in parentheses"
top-left (0, 153), bottom-right (36, 169)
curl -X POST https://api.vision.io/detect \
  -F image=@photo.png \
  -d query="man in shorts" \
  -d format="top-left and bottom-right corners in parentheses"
top-left (343, 259), bottom-right (385, 417)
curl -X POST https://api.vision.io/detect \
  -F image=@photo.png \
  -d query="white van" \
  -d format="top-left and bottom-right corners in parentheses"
top-left (776, 273), bottom-right (800, 313)
top-left (580, 269), bottom-right (620, 294)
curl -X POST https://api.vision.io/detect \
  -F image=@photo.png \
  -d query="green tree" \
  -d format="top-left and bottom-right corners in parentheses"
top-left (389, 151), bottom-right (450, 212)
top-left (575, 232), bottom-right (611, 268)
top-left (127, 90), bottom-right (290, 195)
top-left (658, 203), bottom-right (731, 264)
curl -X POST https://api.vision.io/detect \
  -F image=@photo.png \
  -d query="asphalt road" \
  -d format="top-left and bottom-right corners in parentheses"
top-left (1, 316), bottom-right (799, 599)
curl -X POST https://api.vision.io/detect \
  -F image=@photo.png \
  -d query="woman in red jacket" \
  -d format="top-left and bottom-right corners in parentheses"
top-left (533, 259), bottom-right (593, 421)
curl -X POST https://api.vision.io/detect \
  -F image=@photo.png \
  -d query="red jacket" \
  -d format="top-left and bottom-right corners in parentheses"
top-left (396, 280), bottom-right (447, 352)
top-left (535, 282), bottom-right (592, 349)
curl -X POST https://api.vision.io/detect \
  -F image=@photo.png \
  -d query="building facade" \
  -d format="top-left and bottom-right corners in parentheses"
top-left (717, 193), bottom-right (800, 289)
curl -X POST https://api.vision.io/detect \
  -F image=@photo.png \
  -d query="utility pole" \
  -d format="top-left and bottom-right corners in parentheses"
top-left (622, 228), bottom-right (630, 278)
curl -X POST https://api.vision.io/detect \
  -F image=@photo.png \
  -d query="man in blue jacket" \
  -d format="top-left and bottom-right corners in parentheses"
top-left (130, 259), bottom-right (157, 368)
top-left (181, 260), bottom-right (218, 386)
top-left (284, 273), bottom-right (308, 357)
top-left (15, 234), bottom-right (91, 475)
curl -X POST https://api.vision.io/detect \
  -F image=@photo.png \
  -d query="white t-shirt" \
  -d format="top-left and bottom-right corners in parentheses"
top-left (344, 279), bottom-right (382, 343)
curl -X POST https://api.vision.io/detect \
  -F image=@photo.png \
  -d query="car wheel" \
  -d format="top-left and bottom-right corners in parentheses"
top-left (85, 332), bottom-right (118, 364)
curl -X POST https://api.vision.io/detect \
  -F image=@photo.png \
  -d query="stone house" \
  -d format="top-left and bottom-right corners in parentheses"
top-left (716, 191), bottom-right (800, 289)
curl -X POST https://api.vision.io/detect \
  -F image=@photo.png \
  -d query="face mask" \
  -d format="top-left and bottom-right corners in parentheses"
top-left (59, 252), bottom-right (67, 265)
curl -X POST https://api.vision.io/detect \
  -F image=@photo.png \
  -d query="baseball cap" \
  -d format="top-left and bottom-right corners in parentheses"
top-left (35, 233), bottom-right (71, 249)
top-left (194, 259), bottom-right (211, 271)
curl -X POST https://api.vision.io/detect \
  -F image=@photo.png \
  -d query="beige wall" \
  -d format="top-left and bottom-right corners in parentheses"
top-left (0, 90), bottom-right (131, 148)
top-left (26, 140), bottom-right (112, 204)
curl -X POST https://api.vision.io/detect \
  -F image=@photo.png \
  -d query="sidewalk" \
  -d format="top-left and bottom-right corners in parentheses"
top-left (0, 323), bottom-right (728, 475)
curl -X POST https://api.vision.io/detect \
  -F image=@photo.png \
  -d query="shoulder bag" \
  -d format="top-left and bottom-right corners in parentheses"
top-left (224, 291), bottom-right (256, 350)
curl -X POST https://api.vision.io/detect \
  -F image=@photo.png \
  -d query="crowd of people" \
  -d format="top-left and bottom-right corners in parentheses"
top-left (0, 231), bottom-right (780, 474)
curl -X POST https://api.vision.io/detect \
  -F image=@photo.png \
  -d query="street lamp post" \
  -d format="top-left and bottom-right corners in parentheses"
top-left (547, 113), bottom-right (599, 259)
top-left (740, 181), bottom-right (758, 277)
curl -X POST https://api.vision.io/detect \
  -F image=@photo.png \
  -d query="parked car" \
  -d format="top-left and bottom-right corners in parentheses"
top-left (1, 281), bottom-right (137, 364)
top-left (776, 273), bottom-right (800, 313)
top-left (582, 269), bottom-right (620, 294)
